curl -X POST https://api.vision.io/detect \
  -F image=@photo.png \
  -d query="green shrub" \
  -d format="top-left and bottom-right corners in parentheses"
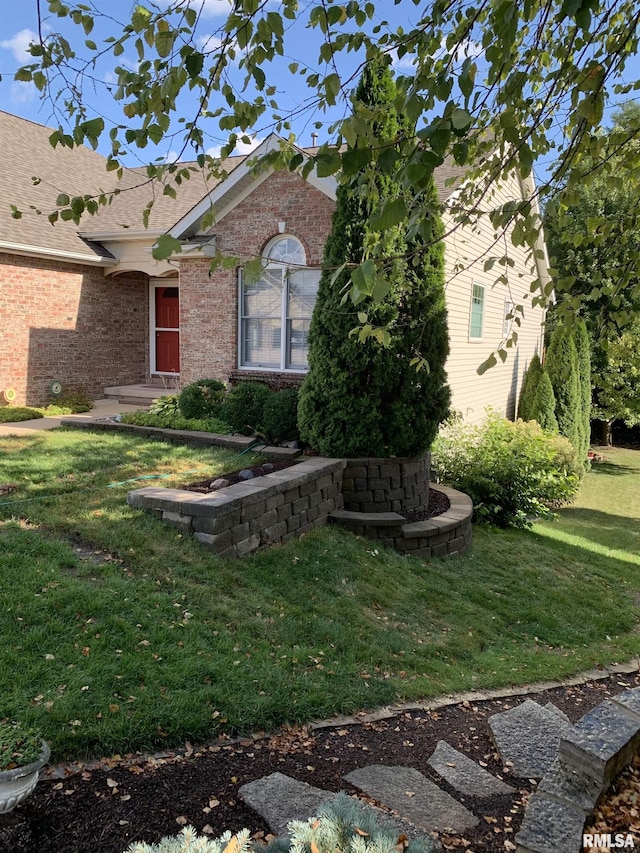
top-left (41, 391), bottom-right (93, 415)
top-left (221, 382), bottom-right (272, 435)
top-left (178, 380), bottom-right (226, 420)
top-left (432, 412), bottom-right (581, 527)
top-left (124, 794), bottom-right (428, 853)
top-left (545, 325), bottom-right (581, 453)
top-left (530, 370), bottom-right (558, 432)
top-left (517, 353), bottom-right (542, 421)
top-left (119, 412), bottom-right (232, 434)
top-left (262, 389), bottom-right (300, 443)
top-left (149, 395), bottom-right (180, 416)
top-left (0, 406), bottom-right (43, 423)
top-left (0, 722), bottom-right (43, 770)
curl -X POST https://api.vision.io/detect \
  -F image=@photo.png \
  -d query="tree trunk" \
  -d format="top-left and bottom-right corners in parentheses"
top-left (599, 418), bottom-right (614, 446)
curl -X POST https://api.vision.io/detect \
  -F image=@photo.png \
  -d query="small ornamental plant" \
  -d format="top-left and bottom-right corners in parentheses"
top-left (0, 722), bottom-right (44, 771)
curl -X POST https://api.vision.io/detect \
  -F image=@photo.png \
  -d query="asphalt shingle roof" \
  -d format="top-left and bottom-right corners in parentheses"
top-left (0, 110), bottom-right (463, 261)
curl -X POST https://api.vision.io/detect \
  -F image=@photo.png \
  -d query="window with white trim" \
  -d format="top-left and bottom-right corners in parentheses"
top-left (469, 282), bottom-right (486, 340)
top-left (239, 236), bottom-right (320, 370)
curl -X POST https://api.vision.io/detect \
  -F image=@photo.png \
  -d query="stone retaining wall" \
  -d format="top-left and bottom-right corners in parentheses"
top-left (329, 484), bottom-right (472, 559)
top-left (342, 454), bottom-right (430, 515)
top-left (127, 457), bottom-right (345, 558)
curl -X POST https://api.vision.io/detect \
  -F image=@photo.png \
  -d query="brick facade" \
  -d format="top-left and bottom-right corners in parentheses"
top-left (0, 253), bottom-right (148, 406)
top-left (178, 169), bottom-right (334, 386)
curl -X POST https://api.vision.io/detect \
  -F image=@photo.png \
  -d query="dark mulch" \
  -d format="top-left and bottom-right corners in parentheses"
top-left (2, 671), bottom-right (639, 853)
top-left (182, 459), bottom-right (301, 492)
top-left (404, 489), bottom-right (450, 523)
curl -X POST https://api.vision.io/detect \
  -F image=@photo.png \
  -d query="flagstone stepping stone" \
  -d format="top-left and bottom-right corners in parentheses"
top-left (514, 792), bottom-right (586, 853)
top-left (427, 741), bottom-right (515, 798)
top-left (344, 765), bottom-right (478, 834)
top-left (488, 700), bottom-right (572, 779)
top-left (239, 772), bottom-right (336, 835)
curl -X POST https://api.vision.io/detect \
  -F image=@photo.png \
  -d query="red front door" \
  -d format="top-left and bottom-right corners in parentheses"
top-left (154, 285), bottom-right (180, 373)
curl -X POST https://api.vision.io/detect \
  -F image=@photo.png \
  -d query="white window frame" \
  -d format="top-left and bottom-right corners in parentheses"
top-left (502, 298), bottom-right (514, 338)
top-left (469, 281), bottom-right (486, 341)
top-left (238, 236), bottom-right (319, 372)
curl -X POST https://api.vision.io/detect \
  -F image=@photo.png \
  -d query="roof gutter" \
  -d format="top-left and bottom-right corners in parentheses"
top-left (0, 240), bottom-right (117, 266)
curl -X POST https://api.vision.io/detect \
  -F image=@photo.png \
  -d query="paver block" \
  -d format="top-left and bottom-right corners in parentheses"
top-left (544, 702), bottom-right (571, 725)
top-left (537, 757), bottom-right (602, 813)
top-left (488, 700), bottom-right (571, 779)
top-left (612, 686), bottom-right (640, 720)
top-left (515, 793), bottom-right (585, 853)
top-left (559, 699), bottom-right (640, 787)
top-left (428, 741), bottom-right (514, 798)
top-left (344, 765), bottom-right (478, 834)
top-left (239, 772), bottom-right (336, 836)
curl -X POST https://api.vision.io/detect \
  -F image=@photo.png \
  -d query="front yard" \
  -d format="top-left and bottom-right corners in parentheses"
top-left (1, 429), bottom-right (638, 761)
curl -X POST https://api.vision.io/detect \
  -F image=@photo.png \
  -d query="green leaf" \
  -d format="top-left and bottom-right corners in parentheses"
top-left (370, 198), bottom-right (407, 231)
top-left (56, 193), bottom-right (70, 206)
top-left (315, 146), bottom-right (341, 177)
top-left (152, 234), bottom-right (183, 260)
top-left (451, 108), bottom-right (472, 130)
top-left (477, 353), bottom-right (498, 375)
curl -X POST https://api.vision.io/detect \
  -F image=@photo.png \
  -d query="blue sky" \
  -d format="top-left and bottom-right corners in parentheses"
top-left (0, 0), bottom-right (371, 166)
top-left (1, 0), bottom-right (639, 182)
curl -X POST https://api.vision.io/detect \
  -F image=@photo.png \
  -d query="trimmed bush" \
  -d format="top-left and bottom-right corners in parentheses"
top-left (220, 382), bottom-right (272, 435)
top-left (119, 412), bottom-right (232, 434)
top-left (262, 389), bottom-right (300, 443)
top-left (178, 380), bottom-right (226, 420)
top-left (432, 412), bottom-right (581, 527)
top-left (43, 391), bottom-right (93, 414)
top-left (0, 406), bottom-right (43, 423)
top-left (530, 370), bottom-right (558, 432)
top-left (297, 55), bottom-right (450, 458)
top-left (574, 318), bottom-right (592, 460)
top-left (517, 353), bottom-right (542, 421)
top-left (545, 324), bottom-right (581, 453)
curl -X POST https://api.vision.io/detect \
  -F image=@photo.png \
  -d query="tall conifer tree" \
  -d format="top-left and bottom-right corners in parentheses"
top-left (298, 56), bottom-right (450, 457)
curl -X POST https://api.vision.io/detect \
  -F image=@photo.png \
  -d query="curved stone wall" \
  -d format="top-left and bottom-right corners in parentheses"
top-left (342, 454), bottom-right (431, 515)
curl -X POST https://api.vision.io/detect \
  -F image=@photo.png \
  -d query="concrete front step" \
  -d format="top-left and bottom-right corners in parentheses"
top-left (103, 384), bottom-right (162, 407)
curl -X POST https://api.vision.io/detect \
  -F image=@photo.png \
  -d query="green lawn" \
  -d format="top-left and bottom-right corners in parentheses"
top-left (1, 431), bottom-right (638, 761)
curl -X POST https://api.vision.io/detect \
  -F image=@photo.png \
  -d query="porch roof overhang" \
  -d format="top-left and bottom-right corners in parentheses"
top-left (0, 239), bottom-right (118, 267)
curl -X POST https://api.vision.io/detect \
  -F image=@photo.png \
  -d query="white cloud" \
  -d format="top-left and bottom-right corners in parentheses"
top-left (155, 0), bottom-right (232, 18)
top-left (196, 34), bottom-right (223, 52)
top-left (391, 38), bottom-right (483, 72)
top-left (10, 81), bottom-right (37, 104)
top-left (206, 135), bottom-right (263, 157)
top-left (391, 50), bottom-right (416, 71)
top-left (0, 28), bottom-right (39, 62)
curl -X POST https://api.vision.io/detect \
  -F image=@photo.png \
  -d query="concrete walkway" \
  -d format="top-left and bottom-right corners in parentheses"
top-left (0, 399), bottom-right (141, 437)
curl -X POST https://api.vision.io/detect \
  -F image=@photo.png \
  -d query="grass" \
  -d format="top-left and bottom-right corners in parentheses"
top-left (1, 430), bottom-right (639, 761)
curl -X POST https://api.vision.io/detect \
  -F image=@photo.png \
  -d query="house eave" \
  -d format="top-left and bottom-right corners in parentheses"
top-left (78, 229), bottom-right (165, 242)
top-left (0, 240), bottom-right (117, 266)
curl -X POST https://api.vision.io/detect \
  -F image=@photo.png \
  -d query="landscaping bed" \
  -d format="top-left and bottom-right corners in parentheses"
top-left (1, 670), bottom-right (638, 853)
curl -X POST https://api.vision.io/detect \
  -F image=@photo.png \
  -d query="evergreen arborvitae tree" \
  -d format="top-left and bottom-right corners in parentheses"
top-left (297, 57), bottom-right (450, 458)
top-left (574, 319), bottom-right (592, 458)
top-left (545, 324), bottom-right (581, 452)
top-left (517, 353), bottom-right (543, 421)
top-left (530, 370), bottom-right (558, 432)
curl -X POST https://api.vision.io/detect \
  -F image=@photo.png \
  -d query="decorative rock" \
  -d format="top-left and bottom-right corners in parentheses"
top-left (238, 469), bottom-right (255, 481)
top-left (261, 463), bottom-right (275, 473)
top-left (488, 700), bottom-right (571, 779)
top-left (344, 765), bottom-right (478, 833)
top-left (514, 793), bottom-right (586, 853)
top-left (427, 741), bottom-right (514, 798)
top-left (209, 478), bottom-right (230, 490)
top-left (282, 441), bottom-right (302, 449)
top-left (239, 772), bottom-right (336, 835)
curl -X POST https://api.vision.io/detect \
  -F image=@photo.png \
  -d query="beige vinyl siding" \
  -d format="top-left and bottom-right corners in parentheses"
top-left (442, 172), bottom-right (546, 423)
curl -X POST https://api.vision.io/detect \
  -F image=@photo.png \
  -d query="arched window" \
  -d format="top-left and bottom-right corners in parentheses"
top-left (239, 236), bottom-right (320, 370)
